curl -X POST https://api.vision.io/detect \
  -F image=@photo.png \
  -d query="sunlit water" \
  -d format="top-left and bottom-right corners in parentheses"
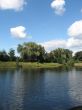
top-left (0, 68), bottom-right (82, 110)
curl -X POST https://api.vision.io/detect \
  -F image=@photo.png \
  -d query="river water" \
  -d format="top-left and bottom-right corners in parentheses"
top-left (0, 68), bottom-right (82, 110)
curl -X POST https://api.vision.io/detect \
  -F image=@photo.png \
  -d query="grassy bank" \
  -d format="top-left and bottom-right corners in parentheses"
top-left (21, 62), bottom-right (63, 69)
top-left (0, 62), bottom-right (63, 69)
top-left (0, 62), bottom-right (16, 69)
top-left (1, 62), bottom-right (82, 69)
top-left (74, 63), bottom-right (82, 68)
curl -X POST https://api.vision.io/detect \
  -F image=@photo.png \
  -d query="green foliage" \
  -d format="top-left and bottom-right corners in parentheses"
top-left (74, 51), bottom-right (82, 61)
top-left (0, 50), bottom-right (9, 61)
top-left (8, 48), bottom-right (16, 61)
top-left (17, 43), bottom-right (73, 64)
top-left (49, 48), bottom-right (73, 64)
top-left (17, 42), bottom-right (45, 62)
top-left (66, 59), bottom-right (75, 66)
top-left (0, 41), bottom-right (82, 67)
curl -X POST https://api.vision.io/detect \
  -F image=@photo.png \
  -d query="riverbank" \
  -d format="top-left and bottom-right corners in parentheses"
top-left (0, 62), bottom-right (63, 69)
top-left (1, 62), bottom-right (82, 69)
top-left (74, 63), bottom-right (82, 68)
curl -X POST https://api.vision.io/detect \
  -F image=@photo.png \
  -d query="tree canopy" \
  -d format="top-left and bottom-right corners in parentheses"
top-left (17, 42), bottom-right (73, 63)
top-left (17, 42), bottom-right (45, 62)
top-left (74, 51), bottom-right (82, 61)
top-left (0, 42), bottom-right (81, 64)
top-left (8, 48), bottom-right (16, 61)
top-left (49, 48), bottom-right (73, 64)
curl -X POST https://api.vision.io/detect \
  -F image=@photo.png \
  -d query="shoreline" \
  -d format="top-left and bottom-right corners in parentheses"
top-left (0, 62), bottom-right (82, 69)
top-left (0, 62), bottom-right (63, 69)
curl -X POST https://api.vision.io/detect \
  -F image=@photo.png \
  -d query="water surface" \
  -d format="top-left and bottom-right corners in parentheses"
top-left (0, 68), bottom-right (82, 110)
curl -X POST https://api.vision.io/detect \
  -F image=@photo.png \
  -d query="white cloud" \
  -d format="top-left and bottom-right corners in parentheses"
top-left (0, 0), bottom-right (26, 11)
top-left (51, 0), bottom-right (66, 15)
top-left (68, 20), bottom-right (82, 39)
top-left (41, 20), bottom-right (82, 53)
top-left (10, 26), bottom-right (27, 39)
top-left (41, 38), bottom-right (82, 53)
top-left (67, 20), bottom-right (82, 50)
top-left (67, 38), bottom-right (82, 48)
top-left (41, 40), bottom-right (66, 51)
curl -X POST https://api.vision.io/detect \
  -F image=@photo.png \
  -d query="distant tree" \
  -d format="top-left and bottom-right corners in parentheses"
top-left (44, 53), bottom-right (50, 62)
top-left (17, 42), bottom-right (46, 62)
top-left (49, 48), bottom-right (73, 64)
top-left (44, 52), bottom-right (56, 63)
top-left (17, 43), bottom-right (73, 63)
top-left (0, 42), bottom-right (74, 64)
top-left (0, 50), bottom-right (9, 61)
top-left (8, 48), bottom-right (16, 61)
top-left (74, 51), bottom-right (82, 61)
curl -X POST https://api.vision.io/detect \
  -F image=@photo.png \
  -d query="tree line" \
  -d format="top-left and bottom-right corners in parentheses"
top-left (0, 48), bottom-right (16, 61)
top-left (0, 42), bottom-right (82, 64)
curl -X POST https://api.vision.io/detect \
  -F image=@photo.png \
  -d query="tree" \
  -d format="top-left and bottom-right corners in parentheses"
top-left (17, 42), bottom-right (46, 62)
top-left (74, 51), bottom-right (82, 61)
top-left (0, 50), bottom-right (9, 61)
top-left (8, 48), bottom-right (15, 61)
top-left (49, 48), bottom-right (73, 64)
top-left (64, 49), bottom-right (73, 62)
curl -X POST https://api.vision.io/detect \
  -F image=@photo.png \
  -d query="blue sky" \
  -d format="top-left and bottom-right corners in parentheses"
top-left (0, 0), bottom-right (82, 53)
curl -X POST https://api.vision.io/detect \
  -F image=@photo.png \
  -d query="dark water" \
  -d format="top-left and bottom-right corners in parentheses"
top-left (0, 68), bottom-right (82, 110)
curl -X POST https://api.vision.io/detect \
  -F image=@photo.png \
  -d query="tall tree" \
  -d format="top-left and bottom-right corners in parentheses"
top-left (17, 42), bottom-right (46, 62)
top-left (0, 50), bottom-right (9, 61)
top-left (49, 48), bottom-right (73, 64)
top-left (74, 51), bottom-right (82, 61)
top-left (8, 48), bottom-right (15, 61)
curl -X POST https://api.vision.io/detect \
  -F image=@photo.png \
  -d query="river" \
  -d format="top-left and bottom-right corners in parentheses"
top-left (0, 68), bottom-right (82, 110)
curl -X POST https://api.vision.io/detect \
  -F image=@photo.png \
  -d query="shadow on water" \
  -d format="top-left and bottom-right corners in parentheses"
top-left (69, 106), bottom-right (82, 110)
top-left (75, 67), bottom-right (82, 71)
top-left (21, 65), bottom-right (73, 73)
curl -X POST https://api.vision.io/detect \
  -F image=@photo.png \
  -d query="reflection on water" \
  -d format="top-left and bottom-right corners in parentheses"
top-left (68, 68), bottom-right (82, 107)
top-left (0, 68), bottom-right (82, 110)
top-left (69, 106), bottom-right (82, 110)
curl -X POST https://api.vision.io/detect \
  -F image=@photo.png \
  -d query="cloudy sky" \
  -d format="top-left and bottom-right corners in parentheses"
top-left (0, 0), bottom-right (82, 53)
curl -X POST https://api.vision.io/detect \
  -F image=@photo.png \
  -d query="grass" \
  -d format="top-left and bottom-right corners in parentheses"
top-left (0, 62), bottom-right (63, 69)
top-left (2, 61), bottom-right (82, 69)
top-left (0, 62), bottom-right (16, 69)
top-left (74, 63), bottom-right (82, 67)
top-left (20, 62), bottom-right (63, 69)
